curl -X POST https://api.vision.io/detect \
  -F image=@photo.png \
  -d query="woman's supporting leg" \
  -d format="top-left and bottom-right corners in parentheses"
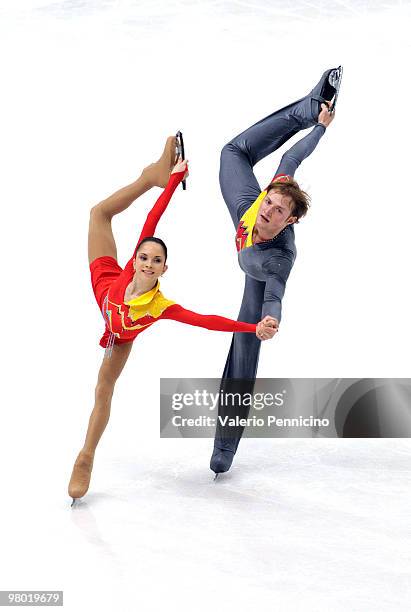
top-left (68, 341), bottom-right (133, 500)
top-left (88, 136), bottom-right (177, 264)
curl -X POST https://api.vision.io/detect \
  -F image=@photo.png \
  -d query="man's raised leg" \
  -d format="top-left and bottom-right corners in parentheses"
top-left (219, 68), bottom-right (338, 226)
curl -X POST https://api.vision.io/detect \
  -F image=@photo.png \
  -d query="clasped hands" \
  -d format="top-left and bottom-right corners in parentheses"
top-left (256, 316), bottom-right (279, 341)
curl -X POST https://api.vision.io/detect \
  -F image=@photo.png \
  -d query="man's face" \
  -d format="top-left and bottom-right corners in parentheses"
top-left (254, 189), bottom-right (297, 241)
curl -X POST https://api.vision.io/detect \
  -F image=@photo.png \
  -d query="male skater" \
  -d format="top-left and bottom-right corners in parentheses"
top-left (210, 67), bottom-right (342, 474)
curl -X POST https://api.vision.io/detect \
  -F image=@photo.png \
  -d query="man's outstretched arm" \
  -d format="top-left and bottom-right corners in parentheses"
top-left (272, 103), bottom-right (335, 180)
top-left (262, 249), bottom-right (295, 332)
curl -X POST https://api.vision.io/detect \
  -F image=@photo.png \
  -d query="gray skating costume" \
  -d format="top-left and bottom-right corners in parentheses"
top-left (211, 69), bottom-right (339, 473)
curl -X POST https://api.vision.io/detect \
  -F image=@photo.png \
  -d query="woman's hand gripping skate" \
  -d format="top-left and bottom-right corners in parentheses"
top-left (171, 157), bottom-right (189, 182)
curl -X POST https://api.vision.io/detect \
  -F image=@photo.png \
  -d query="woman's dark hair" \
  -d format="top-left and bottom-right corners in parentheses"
top-left (136, 237), bottom-right (168, 261)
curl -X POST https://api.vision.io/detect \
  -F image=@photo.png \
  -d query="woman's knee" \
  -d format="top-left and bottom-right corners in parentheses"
top-left (90, 202), bottom-right (111, 224)
top-left (97, 350), bottom-right (129, 391)
top-left (90, 203), bottom-right (100, 217)
top-left (95, 379), bottom-right (115, 403)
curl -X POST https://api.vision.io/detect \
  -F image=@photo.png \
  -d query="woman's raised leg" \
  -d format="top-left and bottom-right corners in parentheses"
top-left (68, 341), bottom-right (133, 502)
top-left (88, 136), bottom-right (177, 264)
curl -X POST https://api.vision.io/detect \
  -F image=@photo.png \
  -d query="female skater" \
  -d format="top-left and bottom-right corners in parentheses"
top-left (68, 138), bottom-right (276, 502)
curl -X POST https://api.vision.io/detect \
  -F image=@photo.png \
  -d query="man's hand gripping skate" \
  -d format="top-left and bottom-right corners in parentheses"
top-left (318, 101), bottom-right (335, 128)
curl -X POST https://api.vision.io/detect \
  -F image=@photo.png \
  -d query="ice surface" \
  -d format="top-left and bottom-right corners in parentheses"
top-left (1, 439), bottom-right (411, 611)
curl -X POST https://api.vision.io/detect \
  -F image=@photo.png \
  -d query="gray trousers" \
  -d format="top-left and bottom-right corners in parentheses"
top-left (214, 94), bottom-right (324, 453)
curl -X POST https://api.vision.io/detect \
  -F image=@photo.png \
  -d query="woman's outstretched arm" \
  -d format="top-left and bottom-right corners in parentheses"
top-left (162, 304), bottom-right (276, 340)
top-left (162, 304), bottom-right (257, 333)
top-left (119, 165), bottom-right (186, 277)
top-left (134, 163), bottom-right (188, 255)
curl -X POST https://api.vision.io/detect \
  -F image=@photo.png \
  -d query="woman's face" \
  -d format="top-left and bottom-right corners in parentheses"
top-left (133, 242), bottom-right (167, 284)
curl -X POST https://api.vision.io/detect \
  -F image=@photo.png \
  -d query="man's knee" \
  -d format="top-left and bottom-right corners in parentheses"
top-left (220, 142), bottom-right (233, 166)
top-left (221, 139), bottom-right (247, 158)
top-left (220, 141), bottom-right (251, 178)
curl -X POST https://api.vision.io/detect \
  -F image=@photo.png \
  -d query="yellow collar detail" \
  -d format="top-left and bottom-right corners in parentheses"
top-left (124, 283), bottom-right (175, 323)
top-left (125, 282), bottom-right (160, 307)
top-left (240, 191), bottom-right (266, 248)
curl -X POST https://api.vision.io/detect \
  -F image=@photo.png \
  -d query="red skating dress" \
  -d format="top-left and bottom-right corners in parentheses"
top-left (90, 170), bottom-right (256, 353)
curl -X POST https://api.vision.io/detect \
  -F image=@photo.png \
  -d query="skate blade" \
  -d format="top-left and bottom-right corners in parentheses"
top-left (175, 130), bottom-right (187, 190)
top-left (328, 66), bottom-right (342, 89)
top-left (329, 66), bottom-right (343, 113)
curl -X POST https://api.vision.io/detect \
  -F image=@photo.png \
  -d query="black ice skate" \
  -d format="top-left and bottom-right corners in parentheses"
top-left (175, 130), bottom-right (187, 190)
top-left (328, 65), bottom-right (343, 113)
top-left (309, 66), bottom-right (343, 119)
top-left (210, 442), bottom-right (236, 476)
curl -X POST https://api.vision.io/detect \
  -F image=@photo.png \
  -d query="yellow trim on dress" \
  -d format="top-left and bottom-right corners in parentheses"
top-left (125, 282), bottom-right (159, 307)
top-left (123, 282), bottom-right (175, 325)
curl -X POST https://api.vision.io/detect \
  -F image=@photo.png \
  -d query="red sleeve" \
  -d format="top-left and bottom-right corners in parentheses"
top-left (133, 170), bottom-right (186, 257)
top-left (162, 304), bottom-right (257, 333)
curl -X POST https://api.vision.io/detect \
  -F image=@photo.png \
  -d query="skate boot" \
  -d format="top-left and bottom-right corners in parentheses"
top-left (68, 450), bottom-right (94, 504)
top-left (308, 66), bottom-right (343, 119)
top-left (210, 439), bottom-right (237, 476)
top-left (142, 135), bottom-right (178, 188)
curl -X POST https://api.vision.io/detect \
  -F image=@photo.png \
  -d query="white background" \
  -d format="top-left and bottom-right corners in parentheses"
top-left (1, 1), bottom-right (411, 611)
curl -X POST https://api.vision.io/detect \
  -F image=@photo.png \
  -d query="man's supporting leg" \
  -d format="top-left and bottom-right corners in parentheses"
top-left (210, 276), bottom-right (265, 473)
